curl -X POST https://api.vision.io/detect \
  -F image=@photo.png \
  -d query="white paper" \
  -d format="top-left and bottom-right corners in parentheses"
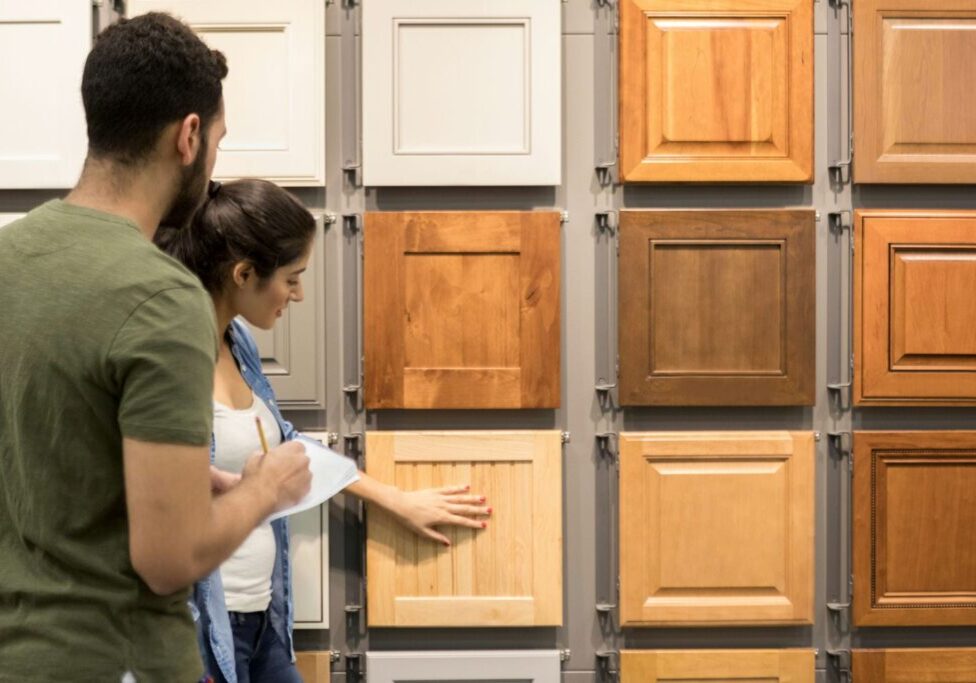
top-left (266, 436), bottom-right (360, 522)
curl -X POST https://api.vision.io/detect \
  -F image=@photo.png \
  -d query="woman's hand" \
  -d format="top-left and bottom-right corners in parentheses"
top-left (389, 485), bottom-right (491, 546)
top-left (209, 465), bottom-right (241, 495)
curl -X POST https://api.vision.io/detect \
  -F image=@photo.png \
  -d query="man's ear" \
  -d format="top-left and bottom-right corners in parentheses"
top-left (175, 114), bottom-right (202, 167)
top-left (232, 261), bottom-right (254, 288)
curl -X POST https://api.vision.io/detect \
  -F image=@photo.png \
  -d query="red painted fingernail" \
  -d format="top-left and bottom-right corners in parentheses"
top-left (487, 507), bottom-right (493, 514)
top-left (480, 496), bottom-right (486, 503)
top-left (481, 521), bottom-right (488, 529)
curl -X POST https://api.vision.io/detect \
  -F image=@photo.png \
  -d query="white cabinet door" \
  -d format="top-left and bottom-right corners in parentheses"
top-left (363, 0), bottom-right (561, 186)
top-left (0, 214), bottom-right (26, 230)
top-left (128, 0), bottom-right (325, 186)
top-left (0, 1), bottom-right (88, 189)
top-left (289, 431), bottom-right (330, 629)
top-left (366, 651), bottom-right (561, 683)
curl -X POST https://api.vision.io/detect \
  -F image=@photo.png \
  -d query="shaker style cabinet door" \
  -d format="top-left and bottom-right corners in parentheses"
top-left (362, 0), bottom-right (561, 186)
top-left (853, 649), bottom-right (976, 682)
top-left (366, 651), bottom-right (561, 683)
top-left (364, 212), bottom-right (560, 409)
top-left (619, 210), bottom-right (815, 406)
top-left (853, 432), bottom-right (976, 627)
top-left (855, 211), bottom-right (976, 405)
top-left (621, 650), bottom-right (814, 683)
top-left (619, 432), bottom-right (815, 626)
top-left (855, 0), bottom-right (976, 183)
top-left (288, 432), bottom-right (332, 628)
top-left (0, 1), bottom-right (88, 189)
top-left (365, 431), bottom-right (562, 627)
top-left (128, 0), bottom-right (325, 185)
top-left (619, 0), bottom-right (813, 182)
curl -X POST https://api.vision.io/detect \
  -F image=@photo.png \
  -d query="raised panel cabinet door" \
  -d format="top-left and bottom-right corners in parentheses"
top-left (619, 432), bottom-right (815, 626)
top-left (855, 211), bottom-right (976, 405)
top-left (619, 210), bottom-right (815, 406)
top-left (365, 431), bottom-right (562, 627)
top-left (128, 0), bottom-right (325, 185)
top-left (362, 0), bottom-right (561, 186)
top-left (854, 1), bottom-right (976, 183)
top-left (619, 0), bottom-right (813, 183)
top-left (0, 1), bottom-right (87, 189)
top-left (853, 432), bottom-right (976, 627)
top-left (364, 212), bottom-right (560, 409)
top-left (853, 649), bottom-right (976, 682)
top-left (621, 649), bottom-right (814, 683)
top-left (366, 650), bottom-right (561, 683)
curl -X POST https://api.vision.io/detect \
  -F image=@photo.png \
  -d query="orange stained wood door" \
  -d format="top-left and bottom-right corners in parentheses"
top-left (853, 432), bottom-right (976, 627)
top-left (853, 649), bottom-right (976, 682)
top-left (619, 210), bottom-right (815, 406)
top-left (295, 652), bottom-right (331, 683)
top-left (364, 211), bottom-right (560, 409)
top-left (619, 432), bottom-right (814, 626)
top-left (854, 0), bottom-right (976, 183)
top-left (621, 649), bottom-right (814, 682)
top-left (855, 211), bottom-right (976, 405)
top-left (619, 0), bottom-right (813, 182)
top-left (365, 431), bottom-right (563, 627)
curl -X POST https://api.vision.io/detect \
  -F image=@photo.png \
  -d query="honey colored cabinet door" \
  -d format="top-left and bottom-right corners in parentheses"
top-left (853, 649), bottom-right (976, 682)
top-left (621, 650), bottom-right (814, 683)
top-left (619, 210), bottom-right (815, 406)
top-left (854, 1), bottom-right (976, 183)
top-left (855, 211), bottom-right (976, 405)
top-left (365, 431), bottom-right (562, 627)
top-left (364, 212), bottom-right (560, 409)
top-left (619, 0), bottom-right (813, 183)
top-left (619, 432), bottom-right (814, 626)
top-left (853, 432), bottom-right (976, 627)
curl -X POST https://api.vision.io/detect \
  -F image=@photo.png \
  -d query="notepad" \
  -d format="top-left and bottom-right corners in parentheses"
top-left (266, 436), bottom-right (360, 522)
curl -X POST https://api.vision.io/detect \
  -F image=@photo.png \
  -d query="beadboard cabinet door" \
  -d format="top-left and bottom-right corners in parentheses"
top-left (289, 431), bottom-right (331, 629)
top-left (619, 0), bottom-right (813, 183)
top-left (853, 649), bottom-right (976, 682)
top-left (619, 432), bottom-right (815, 626)
top-left (0, 1), bottom-right (88, 188)
top-left (364, 212), bottom-right (560, 409)
top-left (366, 651), bottom-right (561, 683)
top-left (362, 0), bottom-right (561, 186)
top-left (853, 432), bottom-right (976, 627)
top-left (855, 211), bottom-right (976, 406)
top-left (619, 210), bottom-right (815, 406)
top-left (128, 0), bottom-right (325, 185)
top-left (621, 650), bottom-right (814, 683)
top-left (365, 431), bottom-right (562, 627)
top-left (855, 0), bottom-right (976, 183)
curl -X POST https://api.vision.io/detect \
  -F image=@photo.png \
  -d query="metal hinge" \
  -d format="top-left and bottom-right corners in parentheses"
top-left (827, 649), bottom-right (852, 683)
top-left (343, 213), bottom-right (362, 234)
top-left (596, 432), bottom-right (619, 461)
top-left (561, 431), bottom-right (571, 444)
top-left (596, 211), bottom-right (618, 234)
top-left (596, 650), bottom-right (620, 682)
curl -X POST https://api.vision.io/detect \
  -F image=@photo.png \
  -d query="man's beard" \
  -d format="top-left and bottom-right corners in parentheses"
top-left (160, 136), bottom-right (209, 229)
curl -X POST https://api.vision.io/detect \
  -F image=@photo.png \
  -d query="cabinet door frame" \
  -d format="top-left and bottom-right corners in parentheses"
top-left (366, 650), bottom-right (561, 683)
top-left (289, 431), bottom-right (331, 630)
top-left (621, 649), bottom-right (815, 683)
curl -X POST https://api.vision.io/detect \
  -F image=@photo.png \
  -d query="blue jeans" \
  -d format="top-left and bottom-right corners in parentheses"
top-left (220, 610), bottom-right (302, 683)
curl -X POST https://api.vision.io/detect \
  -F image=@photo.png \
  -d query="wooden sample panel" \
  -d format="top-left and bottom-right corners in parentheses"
top-left (365, 431), bottom-right (562, 627)
top-left (855, 211), bottom-right (976, 405)
top-left (855, 0), bottom-right (976, 183)
top-left (295, 652), bottom-right (331, 683)
top-left (619, 432), bottom-right (814, 626)
top-left (853, 649), bottom-right (976, 682)
top-left (619, 0), bottom-right (813, 182)
top-left (619, 210), bottom-right (815, 406)
top-left (366, 650), bottom-right (561, 683)
top-left (853, 432), bottom-right (976, 627)
top-left (621, 650), bottom-right (814, 683)
top-left (364, 212), bottom-right (560, 409)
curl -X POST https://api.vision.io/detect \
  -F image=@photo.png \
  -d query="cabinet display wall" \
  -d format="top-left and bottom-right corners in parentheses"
top-left (621, 649), bottom-right (815, 683)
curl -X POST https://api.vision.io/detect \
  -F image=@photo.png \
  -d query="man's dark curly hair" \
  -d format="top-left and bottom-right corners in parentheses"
top-left (81, 12), bottom-right (228, 165)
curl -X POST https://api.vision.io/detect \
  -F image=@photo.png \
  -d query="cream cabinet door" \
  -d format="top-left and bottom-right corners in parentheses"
top-left (0, 214), bottom-right (26, 229)
top-left (362, 0), bottom-right (561, 186)
top-left (128, 0), bottom-right (325, 185)
top-left (0, 1), bottom-right (88, 189)
top-left (289, 431), bottom-right (330, 629)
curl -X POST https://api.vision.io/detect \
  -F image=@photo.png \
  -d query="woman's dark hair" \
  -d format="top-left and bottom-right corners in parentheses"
top-left (155, 179), bottom-right (316, 294)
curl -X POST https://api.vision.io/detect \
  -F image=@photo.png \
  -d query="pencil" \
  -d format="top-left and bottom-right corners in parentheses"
top-left (255, 416), bottom-right (270, 454)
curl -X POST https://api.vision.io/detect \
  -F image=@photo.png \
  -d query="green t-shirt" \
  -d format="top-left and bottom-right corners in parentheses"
top-left (0, 201), bottom-right (218, 682)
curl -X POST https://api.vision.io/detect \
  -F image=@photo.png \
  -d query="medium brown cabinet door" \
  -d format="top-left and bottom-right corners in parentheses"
top-left (621, 650), bottom-right (814, 683)
top-left (619, 432), bottom-right (814, 626)
top-left (619, 0), bottom-right (813, 183)
top-left (855, 211), bottom-right (976, 405)
top-left (855, 0), bottom-right (976, 183)
top-left (619, 210), bottom-right (815, 406)
top-left (364, 212), bottom-right (560, 409)
top-left (853, 649), bottom-right (976, 682)
top-left (365, 431), bottom-right (562, 627)
top-left (853, 432), bottom-right (976, 627)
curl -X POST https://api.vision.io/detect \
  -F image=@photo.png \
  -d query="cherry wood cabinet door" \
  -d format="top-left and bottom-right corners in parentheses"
top-left (853, 432), bottom-right (976, 627)
top-left (619, 0), bottom-right (813, 182)
top-left (619, 432), bottom-right (814, 626)
top-left (853, 649), bottom-right (976, 682)
top-left (364, 212), bottom-right (560, 409)
top-left (619, 210), bottom-right (815, 406)
top-left (621, 650), bottom-right (814, 683)
top-left (365, 431), bottom-right (562, 627)
top-left (855, 211), bottom-right (976, 406)
top-left (855, 0), bottom-right (976, 183)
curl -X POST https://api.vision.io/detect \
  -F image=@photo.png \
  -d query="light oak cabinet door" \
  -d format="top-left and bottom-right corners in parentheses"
top-left (128, 0), bottom-right (325, 185)
top-left (365, 431), bottom-right (562, 627)
top-left (364, 212), bottom-right (560, 409)
top-left (619, 432), bottom-right (814, 626)
top-left (853, 432), bottom-right (976, 627)
top-left (619, 0), bottom-right (813, 183)
top-left (366, 651), bottom-right (561, 683)
top-left (621, 650), bottom-right (814, 683)
top-left (295, 652), bottom-right (331, 683)
top-left (362, 0), bottom-right (561, 186)
top-left (619, 210), bottom-right (815, 406)
top-left (855, 211), bottom-right (976, 406)
top-left (0, 1), bottom-right (87, 189)
top-left (853, 649), bottom-right (976, 682)
top-left (854, 0), bottom-right (976, 183)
